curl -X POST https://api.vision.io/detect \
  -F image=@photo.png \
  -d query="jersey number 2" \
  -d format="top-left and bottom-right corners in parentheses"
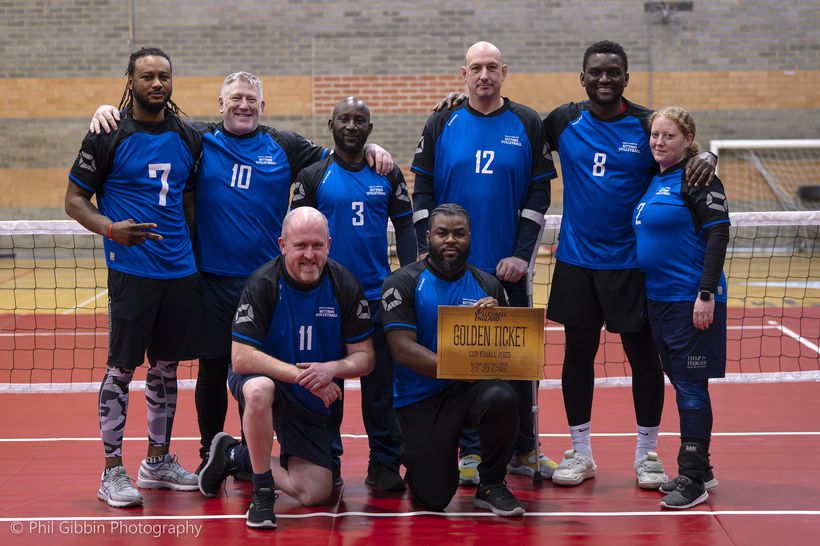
top-left (148, 163), bottom-right (171, 206)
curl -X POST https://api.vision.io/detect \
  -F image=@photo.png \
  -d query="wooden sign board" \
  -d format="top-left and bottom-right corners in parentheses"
top-left (437, 306), bottom-right (545, 380)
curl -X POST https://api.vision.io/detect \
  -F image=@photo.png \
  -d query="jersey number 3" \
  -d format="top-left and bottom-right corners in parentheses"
top-left (148, 163), bottom-right (171, 206)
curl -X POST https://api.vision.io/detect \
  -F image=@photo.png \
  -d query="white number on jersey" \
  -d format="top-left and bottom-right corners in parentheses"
top-left (634, 202), bottom-right (646, 225)
top-left (474, 150), bottom-right (495, 174)
top-left (592, 153), bottom-right (606, 177)
top-left (298, 325), bottom-right (313, 351)
top-left (148, 163), bottom-right (171, 206)
top-left (230, 164), bottom-right (252, 189)
top-left (352, 201), bottom-right (365, 226)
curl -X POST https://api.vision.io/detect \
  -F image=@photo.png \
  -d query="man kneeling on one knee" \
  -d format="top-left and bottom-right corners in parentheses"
top-left (198, 207), bottom-right (375, 529)
top-left (381, 203), bottom-right (525, 516)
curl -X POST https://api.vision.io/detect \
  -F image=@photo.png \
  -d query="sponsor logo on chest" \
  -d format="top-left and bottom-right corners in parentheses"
top-left (655, 186), bottom-right (672, 196)
top-left (256, 155), bottom-right (276, 165)
top-left (366, 185), bottom-right (387, 196)
top-left (618, 141), bottom-right (641, 154)
top-left (316, 306), bottom-right (338, 318)
top-left (500, 135), bottom-right (522, 147)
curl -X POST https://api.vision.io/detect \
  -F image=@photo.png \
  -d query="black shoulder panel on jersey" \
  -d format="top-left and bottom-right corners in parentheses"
top-left (684, 173), bottom-right (731, 233)
top-left (543, 102), bottom-right (582, 149)
top-left (291, 155), bottom-right (334, 208)
top-left (190, 120), bottom-right (215, 136)
top-left (325, 258), bottom-right (373, 341)
top-left (623, 99), bottom-right (654, 136)
top-left (468, 265), bottom-right (508, 306)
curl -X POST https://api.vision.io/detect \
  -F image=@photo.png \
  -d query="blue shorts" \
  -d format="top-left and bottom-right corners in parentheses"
top-left (647, 300), bottom-right (726, 381)
top-left (199, 272), bottom-right (247, 358)
top-left (227, 366), bottom-right (333, 470)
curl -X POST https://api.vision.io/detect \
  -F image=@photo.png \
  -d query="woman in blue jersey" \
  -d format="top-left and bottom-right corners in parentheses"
top-left (633, 107), bottom-right (730, 510)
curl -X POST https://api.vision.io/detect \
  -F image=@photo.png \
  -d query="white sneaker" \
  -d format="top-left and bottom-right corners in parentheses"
top-left (458, 454), bottom-right (481, 486)
top-left (634, 451), bottom-right (669, 490)
top-left (98, 466), bottom-right (143, 507)
top-left (552, 449), bottom-right (596, 486)
top-left (137, 453), bottom-right (198, 491)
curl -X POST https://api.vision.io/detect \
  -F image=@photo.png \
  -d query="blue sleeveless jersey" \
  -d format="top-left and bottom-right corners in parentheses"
top-left (381, 261), bottom-right (507, 408)
top-left (633, 161), bottom-right (731, 302)
top-left (68, 114), bottom-right (201, 279)
top-left (292, 155), bottom-right (413, 300)
top-left (193, 123), bottom-right (327, 277)
top-left (544, 100), bottom-right (657, 269)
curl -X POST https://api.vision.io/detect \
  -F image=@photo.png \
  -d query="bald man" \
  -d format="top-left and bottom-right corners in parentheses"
top-left (411, 41), bottom-right (557, 485)
top-left (197, 207), bottom-right (375, 530)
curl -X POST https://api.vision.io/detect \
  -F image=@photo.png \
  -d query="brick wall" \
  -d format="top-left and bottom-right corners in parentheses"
top-left (1, 0), bottom-right (818, 217)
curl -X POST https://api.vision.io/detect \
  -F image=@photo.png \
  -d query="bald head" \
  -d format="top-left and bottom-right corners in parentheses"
top-left (332, 96), bottom-right (370, 120)
top-left (328, 95), bottom-right (373, 163)
top-left (280, 207), bottom-right (330, 285)
top-left (461, 41), bottom-right (507, 112)
top-left (465, 41), bottom-right (503, 66)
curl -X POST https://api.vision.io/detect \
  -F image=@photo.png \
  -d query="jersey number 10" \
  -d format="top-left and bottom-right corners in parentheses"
top-left (230, 164), bottom-right (252, 189)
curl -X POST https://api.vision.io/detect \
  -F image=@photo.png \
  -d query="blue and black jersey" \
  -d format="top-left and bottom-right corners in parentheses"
top-left (68, 113), bottom-right (201, 279)
top-left (292, 154), bottom-right (415, 300)
top-left (231, 257), bottom-right (373, 416)
top-left (543, 99), bottom-right (657, 269)
top-left (193, 122), bottom-right (327, 277)
top-left (633, 159), bottom-right (731, 303)
top-left (381, 260), bottom-right (508, 409)
top-left (412, 98), bottom-right (555, 273)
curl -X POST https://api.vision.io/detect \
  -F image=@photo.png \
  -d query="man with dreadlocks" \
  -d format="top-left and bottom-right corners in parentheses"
top-left (66, 47), bottom-right (202, 508)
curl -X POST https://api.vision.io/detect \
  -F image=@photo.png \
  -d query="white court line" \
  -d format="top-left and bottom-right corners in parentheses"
top-left (1, 510), bottom-right (819, 523)
top-left (60, 289), bottom-right (108, 315)
top-left (1, 431), bottom-right (819, 443)
top-left (769, 320), bottom-right (820, 354)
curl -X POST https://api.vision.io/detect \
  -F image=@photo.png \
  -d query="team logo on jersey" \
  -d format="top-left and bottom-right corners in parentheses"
top-left (77, 151), bottom-right (96, 173)
top-left (367, 185), bottom-right (388, 196)
top-left (395, 181), bottom-right (410, 202)
top-left (292, 181), bottom-right (305, 202)
top-left (461, 298), bottom-right (478, 307)
top-left (357, 300), bottom-right (371, 320)
top-left (316, 306), bottom-right (338, 318)
top-left (235, 304), bottom-right (254, 324)
top-left (618, 141), bottom-right (641, 154)
top-left (542, 142), bottom-right (552, 160)
top-left (415, 136), bottom-right (424, 154)
top-left (655, 186), bottom-right (672, 196)
top-left (706, 192), bottom-right (728, 212)
top-left (256, 155), bottom-right (276, 165)
top-left (501, 135), bottom-right (521, 147)
top-left (382, 287), bottom-right (402, 311)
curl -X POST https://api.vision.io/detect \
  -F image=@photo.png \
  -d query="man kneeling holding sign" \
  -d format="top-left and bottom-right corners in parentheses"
top-left (382, 204), bottom-right (542, 516)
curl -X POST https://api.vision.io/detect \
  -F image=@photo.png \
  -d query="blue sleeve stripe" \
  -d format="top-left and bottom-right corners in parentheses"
top-left (702, 219), bottom-right (731, 229)
top-left (392, 209), bottom-right (413, 219)
top-left (531, 170), bottom-right (557, 182)
top-left (321, 148), bottom-right (329, 159)
top-left (68, 174), bottom-right (95, 193)
top-left (232, 332), bottom-right (261, 346)
top-left (345, 328), bottom-right (374, 343)
top-left (411, 165), bottom-right (433, 176)
top-left (383, 322), bottom-right (417, 331)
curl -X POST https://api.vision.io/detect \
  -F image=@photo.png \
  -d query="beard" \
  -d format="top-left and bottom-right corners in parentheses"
top-left (133, 87), bottom-right (170, 113)
top-left (332, 131), bottom-right (368, 157)
top-left (428, 244), bottom-right (469, 274)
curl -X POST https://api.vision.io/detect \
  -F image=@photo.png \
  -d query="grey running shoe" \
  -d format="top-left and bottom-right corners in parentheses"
top-left (660, 471), bottom-right (718, 494)
top-left (552, 449), bottom-right (596, 486)
top-left (137, 453), bottom-right (198, 491)
top-left (660, 475), bottom-right (708, 509)
top-left (634, 451), bottom-right (669, 490)
top-left (246, 487), bottom-right (277, 529)
top-left (98, 466), bottom-right (143, 508)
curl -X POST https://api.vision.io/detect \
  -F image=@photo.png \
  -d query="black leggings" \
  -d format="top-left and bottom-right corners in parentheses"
top-left (561, 325), bottom-right (664, 427)
top-left (195, 355), bottom-right (233, 459)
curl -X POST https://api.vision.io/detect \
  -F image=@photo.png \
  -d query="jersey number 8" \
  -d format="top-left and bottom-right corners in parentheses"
top-left (592, 153), bottom-right (606, 177)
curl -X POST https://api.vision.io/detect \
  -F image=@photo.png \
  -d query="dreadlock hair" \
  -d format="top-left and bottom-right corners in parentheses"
top-left (118, 47), bottom-right (186, 120)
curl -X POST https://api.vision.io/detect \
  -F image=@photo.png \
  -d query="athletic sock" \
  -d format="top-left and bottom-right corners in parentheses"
top-left (252, 470), bottom-right (274, 490)
top-left (227, 443), bottom-right (252, 474)
top-left (569, 422), bottom-right (593, 458)
top-left (635, 425), bottom-right (660, 460)
top-left (144, 454), bottom-right (165, 466)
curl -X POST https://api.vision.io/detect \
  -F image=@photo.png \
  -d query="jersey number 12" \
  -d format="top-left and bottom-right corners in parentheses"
top-left (475, 150), bottom-right (495, 174)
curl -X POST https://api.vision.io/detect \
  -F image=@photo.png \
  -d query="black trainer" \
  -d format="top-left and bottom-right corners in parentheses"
top-left (660, 475), bottom-right (708, 509)
top-left (365, 462), bottom-right (405, 492)
top-left (195, 455), bottom-right (208, 476)
top-left (332, 468), bottom-right (344, 488)
top-left (474, 481), bottom-right (525, 516)
top-left (246, 486), bottom-right (277, 529)
top-left (660, 470), bottom-right (718, 494)
top-left (198, 432), bottom-right (240, 497)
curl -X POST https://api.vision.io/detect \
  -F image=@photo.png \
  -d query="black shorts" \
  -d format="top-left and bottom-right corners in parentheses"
top-left (107, 270), bottom-right (201, 369)
top-left (648, 300), bottom-right (727, 381)
top-left (546, 260), bottom-right (648, 333)
top-left (199, 272), bottom-right (246, 358)
top-left (227, 368), bottom-right (333, 470)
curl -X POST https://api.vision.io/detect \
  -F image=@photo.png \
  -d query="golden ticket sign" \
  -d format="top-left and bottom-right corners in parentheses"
top-left (437, 306), bottom-right (545, 380)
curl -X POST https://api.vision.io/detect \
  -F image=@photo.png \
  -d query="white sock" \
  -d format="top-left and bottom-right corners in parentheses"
top-left (569, 422), bottom-right (593, 458)
top-left (635, 425), bottom-right (660, 460)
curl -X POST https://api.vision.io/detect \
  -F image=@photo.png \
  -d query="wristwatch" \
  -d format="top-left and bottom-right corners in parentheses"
top-left (699, 290), bottom-right (712, 301)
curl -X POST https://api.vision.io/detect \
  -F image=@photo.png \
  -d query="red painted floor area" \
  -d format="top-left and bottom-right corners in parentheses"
top-left (0, 383), bottom-right (819, 545)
